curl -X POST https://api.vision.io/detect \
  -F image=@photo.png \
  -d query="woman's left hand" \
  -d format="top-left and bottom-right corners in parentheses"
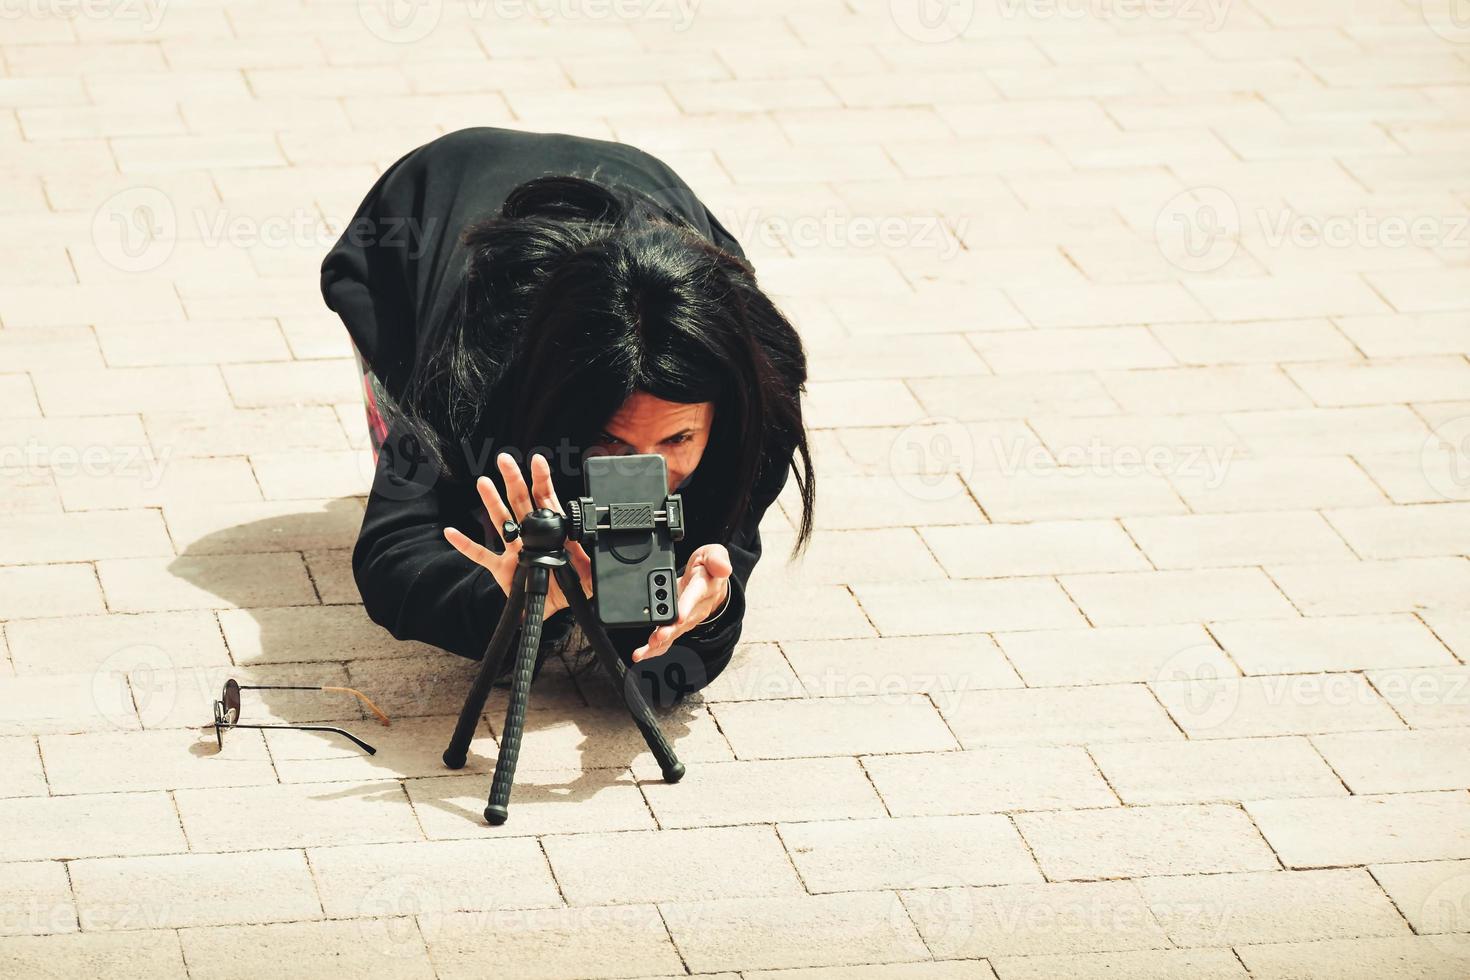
top-left (632, 543), bottom-right (733, 662)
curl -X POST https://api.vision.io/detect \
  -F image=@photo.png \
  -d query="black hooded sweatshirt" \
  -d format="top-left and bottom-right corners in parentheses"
top-left (320, 126), bottom-right (788, 695)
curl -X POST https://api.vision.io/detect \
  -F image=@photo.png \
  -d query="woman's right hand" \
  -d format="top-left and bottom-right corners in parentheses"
top-left (443, 451), bottom-right (594, 621)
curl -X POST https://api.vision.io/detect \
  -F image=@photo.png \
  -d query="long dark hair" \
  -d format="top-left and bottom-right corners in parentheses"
top-left (388, 173), bottom-right (815, 555)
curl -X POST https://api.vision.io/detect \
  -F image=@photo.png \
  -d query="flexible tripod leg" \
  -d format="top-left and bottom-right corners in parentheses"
top-left (552, 562), bottom-right (685, 783)
top-left (484, 563), bottom-right (550, 825)
top-left (442, 565), bottom-right (527, 771)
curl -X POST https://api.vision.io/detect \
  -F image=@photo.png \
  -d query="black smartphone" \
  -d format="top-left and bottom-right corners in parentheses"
top-left (579, 453), bottom-right (681, 628)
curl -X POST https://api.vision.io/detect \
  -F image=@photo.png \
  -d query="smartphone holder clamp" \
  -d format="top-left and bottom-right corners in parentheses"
top-left (441, 504), bottom-right (686, 826)
top-left (566, 493), bottom-right (685, 545)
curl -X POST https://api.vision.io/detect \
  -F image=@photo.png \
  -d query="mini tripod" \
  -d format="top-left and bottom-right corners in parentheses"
top-left (441, 505), bottom-right (685, 825)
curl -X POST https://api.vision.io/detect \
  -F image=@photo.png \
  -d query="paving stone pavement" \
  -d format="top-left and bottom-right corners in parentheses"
top-left (2, 0), bottom-right (1469, 977)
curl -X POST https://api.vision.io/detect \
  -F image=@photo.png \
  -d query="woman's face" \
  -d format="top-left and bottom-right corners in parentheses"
top-left (587, 391), bottom-right (714, 492)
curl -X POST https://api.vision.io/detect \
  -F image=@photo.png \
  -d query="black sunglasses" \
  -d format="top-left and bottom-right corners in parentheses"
top-left (211, 679), bottom-right (391, 755)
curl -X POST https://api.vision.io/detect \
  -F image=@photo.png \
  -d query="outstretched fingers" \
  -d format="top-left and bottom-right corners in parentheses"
top-left (530, 452), bottom-right (561, 511)
top-left (444, 525), bottom-right (500, 570)
top-left (474, 475), bottom-right (516, 549)
top-left (675, 565), bottom-right (712, 629)
top-left (497, 452), bottom-right (534, 524)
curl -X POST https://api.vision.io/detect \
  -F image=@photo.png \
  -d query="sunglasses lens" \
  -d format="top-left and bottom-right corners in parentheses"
top-left (224, 679), bottom-right (241, 721)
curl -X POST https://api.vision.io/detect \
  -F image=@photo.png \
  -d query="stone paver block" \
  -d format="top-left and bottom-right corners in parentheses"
top-left (426, 904), bottom-right (681, 980)
top-left (936, 684), bottom-right (1181, 747)
top-left (1210, 614), bottom-right (1457, 675)
top-left (409, 770), bottom-right (656, 840)
top-left (781, 634), bottom-right (1022, 696)
top-left (96, 553), bottom-right (318, 613)
top-left (990, 948), bottom-right (1247, 979)
top-left (174, 781), bottom-right (422, 852)
top-left (1139, 868), bottom-right (1409, 947)
top-left (1247, 792), bottom-right (1470, 868)
top-left (640, 757), bottom-right (885, 829)
top-left (863, 745), bottom-right (1117, 816)
top-left (0, 791), bottom-right (185, 862)
top-left (780, 814), bottom-right (1042, 892)
top-left (542, 825), bottom-right (803, 905)
top-left (661, 892), bottom-right (929, 974)
top-left (0, 672), bottom-right (140, 736)
top-left (711, 694), bottom-right (958, 759)
top-left (995, 624), bottom-right (1229, 686)
top-left (5, 611), bottom-right (231, 677)
top-left (307, 837), bottom-right (562, 919)
top-left (0, 932), bottom-right (188, 980)
top-left (1060, 568), bottom-right (1298, 626)
top-left (1313, 729), bottom-right (1470, 793)
top-left (0, 860), bottom-right (75, 937)
top-left (1367, 665), bottom-right (1470, 728)
top-left (852, 578), bottom-right (1086, 636)
top-left (180, 919), bottom-right (433, 980)
top-left (1090, 737), bottom-right (1346, 805)
top-left (39, 727), bottom-right (275, 795)
top-left (1236, 936), bottom-right (1470, 980)
top-left (1370, 859), bottom-right (1470, 936)
top-left (1151, 672), bottom-right (1403, 739)
top-left (901, 879), bottom-right (1167, 959)
top-left (0, 737), bottom-right (47, 798)
top-left (69, 850), bottom-right (321, 931)
top-left (1014, 804), bottom-right (1279, 880)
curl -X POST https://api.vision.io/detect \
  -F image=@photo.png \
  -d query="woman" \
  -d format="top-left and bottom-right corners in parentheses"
top-left (320, 126), bottom-right (815, 701)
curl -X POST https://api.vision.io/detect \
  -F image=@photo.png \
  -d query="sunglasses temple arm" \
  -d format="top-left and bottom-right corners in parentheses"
top-left (322, 686), bottom-right (392, 727)
top-left (236, 685), bottom-right (392, 727)
top-left (227, 723), bottom-right (377, 756)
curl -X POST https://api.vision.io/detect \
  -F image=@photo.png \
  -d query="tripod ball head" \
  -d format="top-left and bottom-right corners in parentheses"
top-left (518, 507), bottom-right (568, 550)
